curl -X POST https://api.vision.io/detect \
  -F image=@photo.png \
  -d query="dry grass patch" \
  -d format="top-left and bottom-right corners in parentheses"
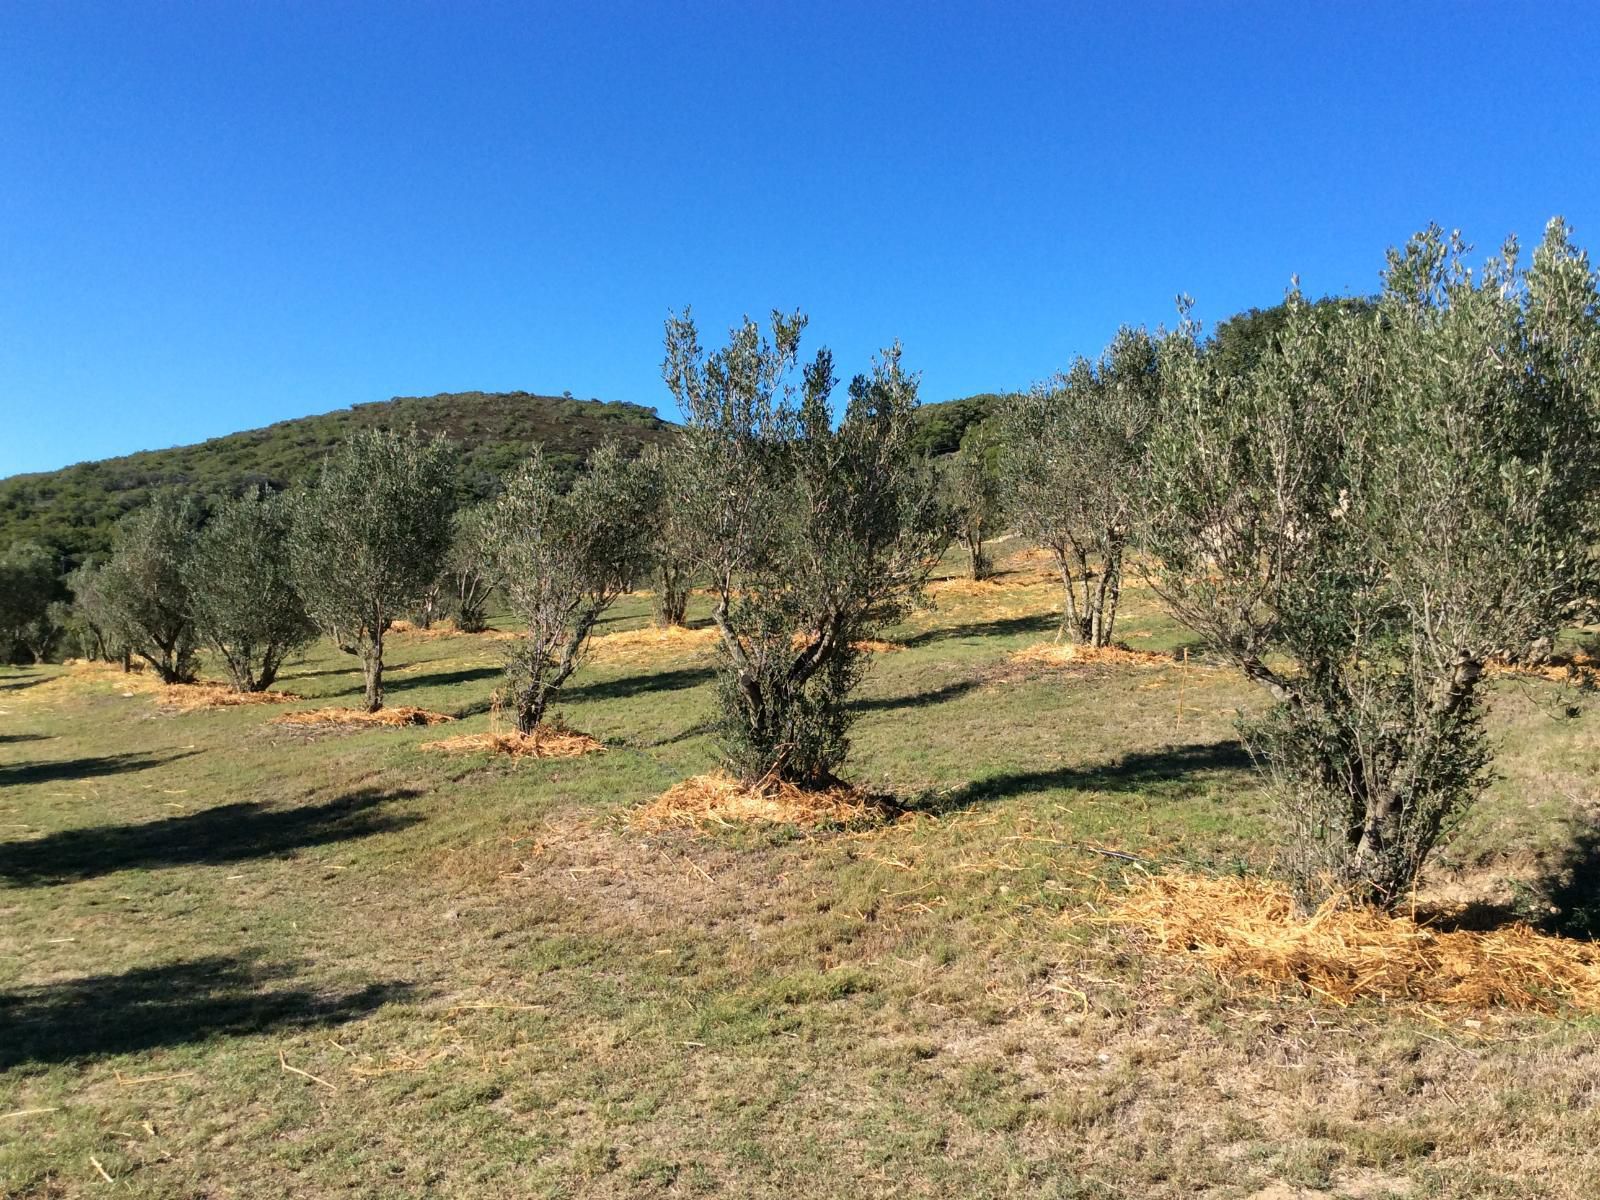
top-left (590, 623), bottom-right (720, 662)
top-left (630, 770), bottom-right (896, 833)
top-left (419, 726), bottom-right (604, 760)
top-left (268, 706), bottom-right (455, 728)
top-left (156, 683), bottom-right (301, 713)
top-left (1012, 642), bottom-right (1173, 670)
top-left (1107, 872), bottom-right (1600, 1014)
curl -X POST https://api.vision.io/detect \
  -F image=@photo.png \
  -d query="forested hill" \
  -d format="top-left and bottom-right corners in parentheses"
top-left (0, 391), bottom-right (673, 563)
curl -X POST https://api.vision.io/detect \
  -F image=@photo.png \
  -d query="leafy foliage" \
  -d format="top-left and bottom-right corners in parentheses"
top-left (443, 505), bottom-right (498, 633)
top-left (910, 393), bottom-right (1014, 456)
top-left (486, 443), bottom-right (655, 734)
top-left (184, 493), bottom-right (316, 692)
top-left (1001, 327), bottom-right (1159, 644)
top-left (96, 492), bottom-right (202, 683)
top-left (288, 429), bottom-right (457, 711)
top-left (664, 309), bottom-right (947, 785)
top-left (636, 442), bottom-right (695, 627)
top-left (945, 421), bottom-right (1006, 581)
top-left (0, 542), bottom-right (65, 664)
top-left (1142, 221), bottom-right (1600, 906)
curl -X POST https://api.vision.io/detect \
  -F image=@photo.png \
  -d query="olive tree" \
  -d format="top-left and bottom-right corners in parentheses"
top-left (946, 421), bottom-right (1005, 580)
top-left (97, 492), bottom-right (201, 682)
top-left (289, 429), bottom-right (456, 711)
top-left (445, 504), bottom-right (497, 633)
top-left (1141, 221), bottom-right (1600, 907)
top-left (663, 309), bottom-right (947, 786)
top-left (65, 559), bottom-right (130, 667)
top-left (1001, 328), bottom-right (1158, 644)
top-left (637, 441), bottom-right (694, 627)
top-left (185, 492), bottom-right (316, 692)
top-left (485, 442), bottom-right (654, 734)
top-left (0, 541), bottom-right (63, 664)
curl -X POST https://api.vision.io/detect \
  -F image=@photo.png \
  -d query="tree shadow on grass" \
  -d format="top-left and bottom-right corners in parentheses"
top-left (851, 676), bottom-right (986, 713)
top-left (0, 749), bottom-right (201, 789)
top-left (0, 786), bottom-right (424, 886)
top-left (0, 952), bottom-right (416, 1068)
top-left (384, 665), bottom-right (502, 694)
top-left (564, 665), bottom-right (717, 703)
top-left (0, 674), bottom-right (48, 691)
top-left (899, 613), bottom-right (1058, 649)
top-left (1428, 826), bottom-right (1600, 941)
top-left (913, 739), bottom-right (1254, 816)
top-left (0, 732), bottom-right (53, 745)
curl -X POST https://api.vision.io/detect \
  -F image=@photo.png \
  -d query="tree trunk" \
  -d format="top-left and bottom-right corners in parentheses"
top-left (1053, 549), bottom-right (1080, 644)
top-left (361, 636), bottom-right (384, 712)
top-left (655, 562), bottom-right (690, 628)
top-left (965, 529), bottom-right (989, 581)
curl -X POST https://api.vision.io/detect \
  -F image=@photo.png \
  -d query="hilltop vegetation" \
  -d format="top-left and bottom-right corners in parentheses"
top-left (1, 388), bottom-right (1010, 567)
top-left (0, 391), bottom-right (673, 563)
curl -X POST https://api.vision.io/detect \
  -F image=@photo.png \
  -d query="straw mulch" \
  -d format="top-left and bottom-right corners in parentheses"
top-left (268, 706), bottom-right (455, 728)
top-left (786, 632), bottom-right (903, 654)
top-left (852, 639), bottom-right (904, 654)
top-left (1484, 649), bottom-right (1600, 686)
top-left (419, 726), bottom-right (604, 760)
top-left (1106, 872), bottom-right (1600, 1014)
top-left (1012, 642), bottom-right (1172, 670)
top-left (630, 771), bottom-right (896, 834)
top-left (156, 683), bottom-right (300, 713)
top-left (590, 624), bottom-right (720, 663)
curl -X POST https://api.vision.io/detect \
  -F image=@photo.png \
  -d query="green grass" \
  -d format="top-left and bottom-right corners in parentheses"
top-left (3, 543), bottom-right (1600, 1198)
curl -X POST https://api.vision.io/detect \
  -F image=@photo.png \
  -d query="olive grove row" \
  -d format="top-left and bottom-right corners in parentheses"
top-left (34, 220), bottom-right (1600, 907)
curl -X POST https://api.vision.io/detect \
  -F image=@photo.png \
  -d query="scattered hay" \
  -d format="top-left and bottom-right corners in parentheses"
top-left (630, 771), bottom-right (894, 833)
top-left (156, 683), bottom-right (300, 713)
top-left (1012, 642), bottom-right (1172, 670)
top-left (852, 639), bottom-right (904, 654)
top-left (590, 624), bottom-right (720, 662)
top-left (268, 706), bottom-right (455, 728)
top-left (1485, 649), bottom-right (1600, 686)
top-left (787, 632), bottom-right (903, 654)
top-left (1106, 872), bottom-right (1600, 1014)
top-left (419, 726), bottom-right (604, 760)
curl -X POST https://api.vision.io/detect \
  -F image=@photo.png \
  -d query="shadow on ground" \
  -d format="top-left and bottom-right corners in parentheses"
top-left (0, 786), bottom-right (424, 886)
top-left (565, 665), bottom-right (717, 703)
top-left (0, 732), bottom-right (53, 745)
top-left (1430, 825), bottom-right (1600, 940)
top-left (0, 749), bottom-right (201, 789)
top-left (385, 665), bottom-right (502, 694)
top-left (0, 674), bottom-right (48, 692)
top-left (916, 739), bottom-right (1254, 815)
top-left (852, 676), bottom-right (986, 713)
top-left (0, 952), bottom-right (415, 1068)
top-left (900, 614), bottom-right (1057, 649)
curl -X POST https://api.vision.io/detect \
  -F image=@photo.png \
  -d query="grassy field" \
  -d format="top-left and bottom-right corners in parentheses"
top-left (4, 543), bottom-right (1600, 1198)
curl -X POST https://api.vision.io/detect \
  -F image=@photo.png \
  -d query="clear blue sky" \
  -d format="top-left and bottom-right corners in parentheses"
top-left (3, 2), bottom-right (1597, 476)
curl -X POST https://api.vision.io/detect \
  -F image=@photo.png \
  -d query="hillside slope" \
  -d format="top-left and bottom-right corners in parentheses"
top-left (0, 391), bottom-right (673, 562)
